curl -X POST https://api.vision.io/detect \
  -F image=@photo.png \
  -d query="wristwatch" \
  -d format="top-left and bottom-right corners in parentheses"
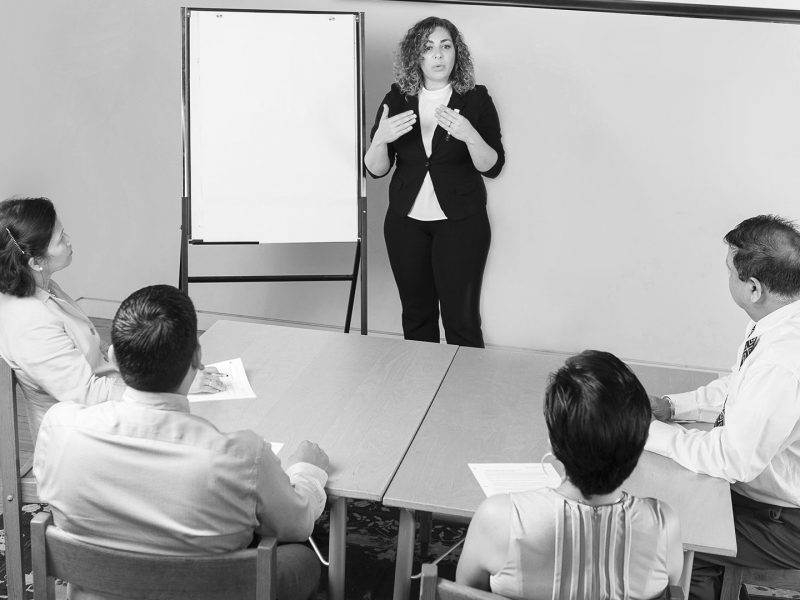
top-left (662, 395), bottom-right (675, 420)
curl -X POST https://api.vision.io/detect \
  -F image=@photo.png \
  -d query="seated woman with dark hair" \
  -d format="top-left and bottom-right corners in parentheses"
top-left (0, 197), bottom-right (221, 441)
top-left (456, 350), bottom-right (683, 599)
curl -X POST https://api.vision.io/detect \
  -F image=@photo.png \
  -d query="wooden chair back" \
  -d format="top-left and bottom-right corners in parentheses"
top-left (721, 565), bottom-right (800, 599)
top-left (0, 357), bottom-right (39, 600)
top-left (419, 563), bottom-right (684, 600)
top-left (31, 512), bottom-right (277, 600)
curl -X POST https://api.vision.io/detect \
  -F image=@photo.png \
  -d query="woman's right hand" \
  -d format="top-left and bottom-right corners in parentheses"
top-left (372, 104), bottom-right (416, 145)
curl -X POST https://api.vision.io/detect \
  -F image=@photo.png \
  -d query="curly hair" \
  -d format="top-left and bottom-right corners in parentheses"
top-left (393, 16), bottom-right (475, 96)
top-left (0, 197), bottom-right (56, 298)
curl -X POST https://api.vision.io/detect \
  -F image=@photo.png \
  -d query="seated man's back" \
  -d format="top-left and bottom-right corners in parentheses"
top-left (35, 391), bottom-right (317, 554)
top-left (33, 285), bottom-right (328, 600)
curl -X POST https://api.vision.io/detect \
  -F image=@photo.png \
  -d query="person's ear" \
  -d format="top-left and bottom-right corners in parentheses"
top-left (191, 344), bottom-right (204, 371)
top-left (107, 345), bottom-right (118, 369)
top-left (748, 277), bottom-right (763, 303)
top-left (27, 256), bottom-right (43, 272)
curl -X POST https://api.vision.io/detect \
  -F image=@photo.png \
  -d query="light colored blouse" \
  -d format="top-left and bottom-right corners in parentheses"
top-left (407, 84), bottom-right (451, 221)
top-left (490, 488), bottom-right (672, 600)
top-left (0, 280), bottom-right (124, 441)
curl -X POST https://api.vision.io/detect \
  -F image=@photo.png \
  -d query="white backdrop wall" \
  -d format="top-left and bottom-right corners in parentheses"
top-left (2, 0), bottom-right (800, 371)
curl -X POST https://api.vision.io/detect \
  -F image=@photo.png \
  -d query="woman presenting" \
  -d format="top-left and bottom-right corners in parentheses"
top-left (0, 197), bottom-right (222, 440)
top-left (365, 16), bottom-right (504, 348)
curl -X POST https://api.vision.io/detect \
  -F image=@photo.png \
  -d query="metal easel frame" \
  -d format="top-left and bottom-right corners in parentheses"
top-left (179, 8), bottom-right (367, 335)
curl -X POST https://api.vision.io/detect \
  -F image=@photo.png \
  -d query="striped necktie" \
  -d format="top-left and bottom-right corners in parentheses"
top-left (714, 325), bottom-right (759, 428)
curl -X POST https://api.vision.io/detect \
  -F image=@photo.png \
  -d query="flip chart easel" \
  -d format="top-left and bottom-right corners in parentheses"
top-left (180, 8), bottom-right (367, 333)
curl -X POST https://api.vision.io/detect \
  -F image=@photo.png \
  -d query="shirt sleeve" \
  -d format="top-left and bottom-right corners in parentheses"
top-left (473, 88), bottom-right (504, 179)
top-left (667, 373), bottom-right (731, 422)
top-left (10, 302), bottom-right (124, 406)
top-left (366, 89), bottom-right (396, 179)
top-left (646, 364), bottom-right (800, 483)
top-left (254, 442), bottom-right (328, 542)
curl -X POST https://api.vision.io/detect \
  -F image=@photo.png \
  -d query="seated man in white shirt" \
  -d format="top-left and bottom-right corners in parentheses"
top-left (34, 284), bottom-right (329, 600)
top-left (647, 215), bottom-right (800, 600)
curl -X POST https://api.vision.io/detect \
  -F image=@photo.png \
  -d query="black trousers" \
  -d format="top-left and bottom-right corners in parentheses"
top-left (384, 207), bottom-right (490, 348)
top-left (689, 490), bottom-right (800, 600)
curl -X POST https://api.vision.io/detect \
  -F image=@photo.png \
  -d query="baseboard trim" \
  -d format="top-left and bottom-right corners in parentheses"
top-left (74, 297), bottom-right (397, 338)
top-left (74, 297), bottom-right (725, 374)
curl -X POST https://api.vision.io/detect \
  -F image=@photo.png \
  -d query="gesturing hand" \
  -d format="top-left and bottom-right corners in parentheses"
top-left (373, 104), bottom-right (417, 145)
top-left (434, 106), bottom-right (475, 143)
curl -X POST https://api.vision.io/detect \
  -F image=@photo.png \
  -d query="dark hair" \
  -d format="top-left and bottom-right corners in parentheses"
top-left (111, 285), bottom-right (198, 393)
top-left (724, 215), bottom-right (800, 298)
top-left (0, 197), bottom-right (57, 297)
top-left (544, 350), bottom-right (651, 498)
top-left (394, 16), bottom-right (475, 96)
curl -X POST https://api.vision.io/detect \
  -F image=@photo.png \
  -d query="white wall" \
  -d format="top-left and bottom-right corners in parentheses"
top-left (2, 0), bottom-right (799, 371)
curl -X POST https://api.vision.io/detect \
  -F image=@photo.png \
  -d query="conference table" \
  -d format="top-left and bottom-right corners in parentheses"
top-left (192, 320), bottom-right (458, 600)
top-left (384, 346), bottom-right (737, 600)
top-left (194, 321), bottom-right (735, 600)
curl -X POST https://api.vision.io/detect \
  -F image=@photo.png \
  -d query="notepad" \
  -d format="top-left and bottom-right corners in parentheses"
top-left (188, 357), bottom-right (256, 402)
top-left (469, 463), bottom-right (561, 497)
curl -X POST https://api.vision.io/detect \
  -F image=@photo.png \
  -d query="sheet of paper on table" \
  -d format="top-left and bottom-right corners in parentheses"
top-left (469, 463), bottom-right (561, 497)
top-left (187, 357), bottom-right (256, 403)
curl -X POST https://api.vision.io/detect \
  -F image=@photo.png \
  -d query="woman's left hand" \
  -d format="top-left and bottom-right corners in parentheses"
top-left (189, 366), bottom-right (226, 394)
top-left (435, 106), bottom-right (476, 143)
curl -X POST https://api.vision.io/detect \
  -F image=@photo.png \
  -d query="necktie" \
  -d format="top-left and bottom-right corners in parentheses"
top-left (714, 325), bottom-right (759, 428)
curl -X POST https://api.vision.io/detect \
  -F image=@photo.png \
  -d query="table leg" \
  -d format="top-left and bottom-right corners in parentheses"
top-left (680, 550), bottom-right (694, 600)
top-left (418, 511), bottom-right (432, 557)
top-left (393, 508), bottom-right (416, 600)
top-left (328, 497), bottom-right (347, 600)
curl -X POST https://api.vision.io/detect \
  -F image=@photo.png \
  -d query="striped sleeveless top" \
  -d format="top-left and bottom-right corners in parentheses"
top-left (490, 488), bottom-right (671, 600)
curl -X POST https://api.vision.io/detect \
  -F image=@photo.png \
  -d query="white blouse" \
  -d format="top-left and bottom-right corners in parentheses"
top-left (407, 84), bottom-right (452, 221)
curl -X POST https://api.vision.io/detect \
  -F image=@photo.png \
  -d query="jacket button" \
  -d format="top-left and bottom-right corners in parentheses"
top-left (425, 160), bottom-right (430, 167)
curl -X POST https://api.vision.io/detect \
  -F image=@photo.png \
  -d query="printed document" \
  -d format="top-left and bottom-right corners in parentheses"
top-left (188, 357), bottom-right (256, 402)
top-left (469, 463), bottom-right (561, 497)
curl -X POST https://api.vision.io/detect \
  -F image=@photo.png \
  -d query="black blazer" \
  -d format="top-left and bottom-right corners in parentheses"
top-left (368, 84), bottom-right (505, 220)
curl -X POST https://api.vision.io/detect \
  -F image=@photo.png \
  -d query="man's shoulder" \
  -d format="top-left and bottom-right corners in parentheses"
top-left (40, 400), bottom-right (87, 426)
top-left (759, 323), bottom-right (800, 376)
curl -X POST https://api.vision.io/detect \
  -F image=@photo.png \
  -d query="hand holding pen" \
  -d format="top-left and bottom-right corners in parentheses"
top-left (435, 107), bottom-right (470, 142)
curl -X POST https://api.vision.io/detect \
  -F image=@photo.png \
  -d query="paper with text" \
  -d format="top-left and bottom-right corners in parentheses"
top-left (469, 463), bottom-right (561, 497)
top-left (188, 358), bottom-right (256, 403)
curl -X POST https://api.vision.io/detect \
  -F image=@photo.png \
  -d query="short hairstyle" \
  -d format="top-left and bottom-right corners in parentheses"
top-left (724, 214), bottom-right (800, 298)
top-left (544, 350), bottom-right (651, 498)
top-left (111, 285), bottom-right (198, 393)
top-left (0, 197), bottom-right (57, 297)
top-left (393, 16), bottom-right (475, 96)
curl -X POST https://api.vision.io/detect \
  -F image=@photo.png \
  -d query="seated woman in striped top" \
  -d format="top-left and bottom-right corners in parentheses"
top-left (456, 350), bottom-right (683, 600)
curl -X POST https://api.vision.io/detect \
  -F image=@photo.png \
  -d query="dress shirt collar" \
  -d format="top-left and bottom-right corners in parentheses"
top-left (121, 387), bottom-right (190, 413)
top-left (749, 297), bottom-right (800, 337)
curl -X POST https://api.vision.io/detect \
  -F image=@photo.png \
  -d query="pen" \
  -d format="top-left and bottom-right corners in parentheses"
top-left (445, 108), bottom-right (460, 142)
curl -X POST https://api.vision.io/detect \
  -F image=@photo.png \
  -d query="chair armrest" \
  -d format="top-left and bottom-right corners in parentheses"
top-left (256, 537), bottom-right (277, 600)
top-left (420, 563), bottom-right (439, 600)
top-left (31, 512), bottom-right (54, 600)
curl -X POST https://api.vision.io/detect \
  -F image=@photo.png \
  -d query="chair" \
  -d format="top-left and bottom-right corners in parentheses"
top-left (721, 566), bottom-right (800, 599)
top-left (0, 358), bottom-right (40, 600)
top-left (419, 563), bottom-right (685, 600)
top-left (31, 511), bottom-right (277, 600)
